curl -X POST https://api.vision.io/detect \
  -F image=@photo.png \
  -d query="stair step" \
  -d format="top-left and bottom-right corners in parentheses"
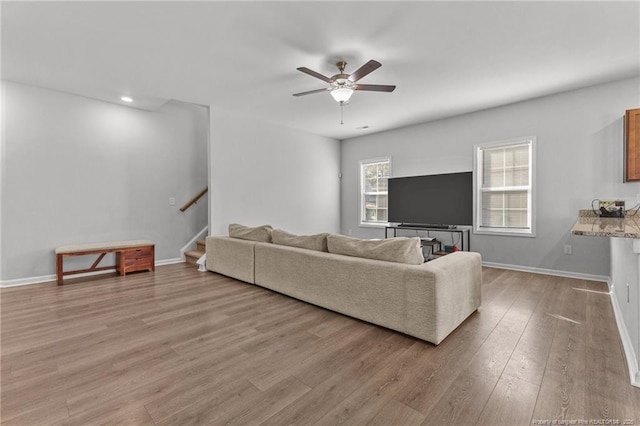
top-left (196, 240), bottom-right (206, 251)
top-left (185, 250), bottom-right (205, 265)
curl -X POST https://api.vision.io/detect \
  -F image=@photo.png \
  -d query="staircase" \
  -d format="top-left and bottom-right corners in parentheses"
top-left (184, 239), bottom-right (206, 265)
top-left (179, 189), bottom-right (208, 268)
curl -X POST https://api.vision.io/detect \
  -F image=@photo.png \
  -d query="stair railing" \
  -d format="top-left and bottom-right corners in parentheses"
top-left (180, 187), bottom-right (208, 212)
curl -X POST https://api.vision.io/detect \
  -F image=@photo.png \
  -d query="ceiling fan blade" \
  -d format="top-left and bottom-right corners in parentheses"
top-left (292, 88), bottom-right (330, 97)
top-left (296, 67), bottom-right (333, 83)
top-left (348, 60), bottom-right (382, 82)
top-left (355, 84), bottom-right (396, 92)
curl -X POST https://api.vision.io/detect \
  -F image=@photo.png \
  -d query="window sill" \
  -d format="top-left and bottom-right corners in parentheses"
top-left (359, 222), bottom-right (390, 228)
top-left (474, 228), bottom-right (535, 237)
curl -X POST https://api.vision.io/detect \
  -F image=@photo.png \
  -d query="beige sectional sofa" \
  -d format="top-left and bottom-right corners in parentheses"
top-left (206, 226), bottom-right (482, 345)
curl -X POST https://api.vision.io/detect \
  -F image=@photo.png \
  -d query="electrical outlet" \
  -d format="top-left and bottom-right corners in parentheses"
top-left (563, 244), bottom-right (572, 255)
top-left (169, 197), bottom-right (175, 206)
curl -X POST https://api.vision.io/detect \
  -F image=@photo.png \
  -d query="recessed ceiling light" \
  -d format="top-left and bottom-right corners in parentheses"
top-left (120, 96), bottom-right (133, 103)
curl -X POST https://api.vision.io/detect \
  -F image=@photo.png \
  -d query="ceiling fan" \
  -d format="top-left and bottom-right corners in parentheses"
top-left (293, 59), bottom-right (396, 105)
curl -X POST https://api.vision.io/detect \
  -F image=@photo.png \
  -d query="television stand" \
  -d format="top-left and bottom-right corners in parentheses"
top-left (385, 225), bottom-right (470, 251)
top-left (398, 223), bottom-right (457, 230)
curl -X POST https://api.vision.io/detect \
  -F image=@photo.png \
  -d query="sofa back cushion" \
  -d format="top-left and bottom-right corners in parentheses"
top-left (327, 234), bottom-right (424, 265)
top-left (229, 223), bottom-right (273, 243)
top-left (272, 229), bottom-right (328, 252)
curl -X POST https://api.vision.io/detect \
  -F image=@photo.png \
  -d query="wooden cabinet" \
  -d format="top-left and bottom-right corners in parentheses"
top-left (625, 108), bottom-right (640, 182)
top-left (116, 245), bottom-right (155, 276)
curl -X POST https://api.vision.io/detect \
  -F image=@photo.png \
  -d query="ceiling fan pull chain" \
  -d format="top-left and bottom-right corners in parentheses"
top-left (340, 101), bottom-right (344, 125)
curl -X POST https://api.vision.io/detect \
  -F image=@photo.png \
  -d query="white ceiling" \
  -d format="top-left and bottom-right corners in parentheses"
top-left (2, 1), bottom-right (639, 140)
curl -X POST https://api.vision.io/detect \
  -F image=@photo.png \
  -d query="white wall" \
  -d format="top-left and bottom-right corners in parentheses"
top-left (1, 81), bottom-right (209, 283)
top-left (610, 237), bottom-right (640, 386)
top-left (341, 77), bottom-right (640, 278)
top-left (209, 107), bottom-right (340, 236)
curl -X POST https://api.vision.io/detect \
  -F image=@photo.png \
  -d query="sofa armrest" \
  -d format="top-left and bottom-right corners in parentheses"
top-left (206, 236), bottom-right (259, 284)
top-left (421, 251), bottom-right (482, 343)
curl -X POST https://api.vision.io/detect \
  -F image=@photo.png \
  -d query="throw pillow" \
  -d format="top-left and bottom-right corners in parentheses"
top-left (228, 223), bottom-right (273, 243)
top-left (327, 234), bottom-right (424, 265)
top-left (272, 229), bottom-right (329, 252)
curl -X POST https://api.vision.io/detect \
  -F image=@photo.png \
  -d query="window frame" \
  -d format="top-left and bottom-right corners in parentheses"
top-left (473, 137), bottom-right (536, 237)
top-left (359, 157), bottom-right (391, 228)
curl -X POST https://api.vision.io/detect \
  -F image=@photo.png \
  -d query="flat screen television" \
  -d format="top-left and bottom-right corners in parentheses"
top-left (388, 171), bottom-right (473, 227)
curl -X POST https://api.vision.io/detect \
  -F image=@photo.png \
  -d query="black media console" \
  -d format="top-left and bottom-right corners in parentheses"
top-left (396, 223), bottom-right (458, 230)
top-left (385, 224), bottom-right (470, 252)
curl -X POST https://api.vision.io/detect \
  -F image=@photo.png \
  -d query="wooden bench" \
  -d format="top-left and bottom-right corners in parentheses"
top-left (55, 240), bottom-right (155, 285)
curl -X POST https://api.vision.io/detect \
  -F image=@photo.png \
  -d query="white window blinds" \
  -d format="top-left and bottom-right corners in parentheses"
top-left (475, 138), bottom-right (535, 235)
top-left (360, 159), bottom-right (390, 224)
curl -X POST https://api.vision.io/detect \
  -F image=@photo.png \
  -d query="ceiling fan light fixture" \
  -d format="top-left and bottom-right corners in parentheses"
top-left (330, 87), bottom-right (354, 103)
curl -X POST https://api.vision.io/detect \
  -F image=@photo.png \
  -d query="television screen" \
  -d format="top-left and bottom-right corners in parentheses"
top-left (388, 172), bottom-right (473, 226)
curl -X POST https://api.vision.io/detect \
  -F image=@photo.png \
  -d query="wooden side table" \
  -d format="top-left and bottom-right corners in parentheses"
top-left (116, 245), bottom-right (155, 276)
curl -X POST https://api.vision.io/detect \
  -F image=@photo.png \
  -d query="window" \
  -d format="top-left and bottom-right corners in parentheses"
top-left (360, 158), bottom-right (390, 225)
top-left (474, 137), bottom-right (535, 236)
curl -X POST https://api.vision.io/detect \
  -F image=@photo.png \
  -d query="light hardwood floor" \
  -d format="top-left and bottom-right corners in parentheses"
top-left (1, 263), bottom-right (639, 425)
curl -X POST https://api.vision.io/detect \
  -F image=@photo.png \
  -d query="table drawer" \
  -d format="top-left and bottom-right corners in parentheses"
top-left (125, 256), bottom-right (152, 267)
top-left (117, 246), bottom-right (155, 275)
top-left (123, 247), bottom-right (153, 260)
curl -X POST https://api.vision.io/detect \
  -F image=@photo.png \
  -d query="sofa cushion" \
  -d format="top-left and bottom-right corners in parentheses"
top-left (327, 234), bottom-right (424, 265)
top-left (229, 223), bottom-right (273, 243)
top-left (272, 229), bottom-right (328, 252)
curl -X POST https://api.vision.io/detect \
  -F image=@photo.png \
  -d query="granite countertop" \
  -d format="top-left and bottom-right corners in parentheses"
top-left (571, 209), bottom-right (640, 238)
